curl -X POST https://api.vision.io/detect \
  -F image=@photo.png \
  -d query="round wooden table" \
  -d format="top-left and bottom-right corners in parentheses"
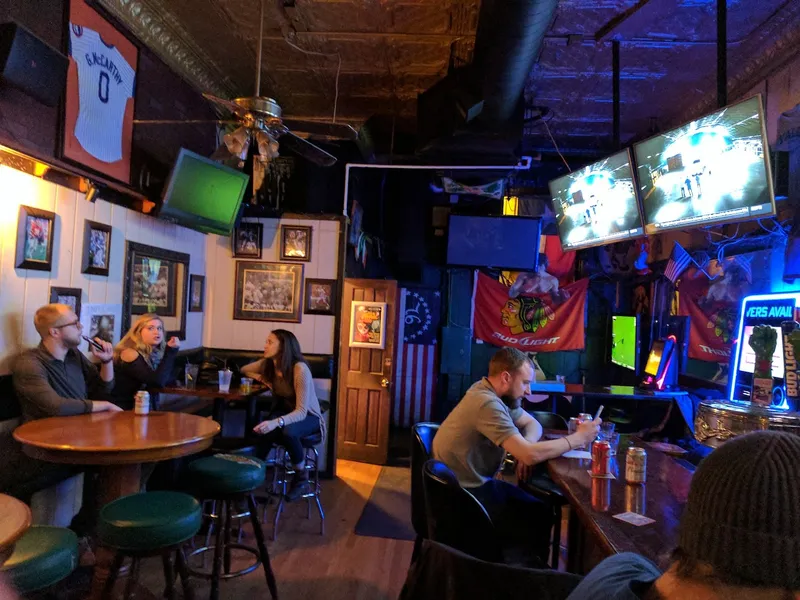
top-left (14, 411), bottom-right (220, 599)
top-left (0, 494), bottom-right (31, 566)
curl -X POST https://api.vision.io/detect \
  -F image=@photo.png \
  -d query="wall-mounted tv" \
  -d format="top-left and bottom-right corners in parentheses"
top-left (611, 315), bottom-right (639, 372)
top-left (548, 149), bottom-right (644, 251)
top-left (446, 215), bottom-right (541, 271)
top-left (157, 148), bottom-right (250, 236)
top-left (634, 95), bottom-right (775, 235)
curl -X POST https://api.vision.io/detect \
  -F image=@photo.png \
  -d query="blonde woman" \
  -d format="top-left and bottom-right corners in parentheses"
top-left (111, 314), bottom-right (180, 410)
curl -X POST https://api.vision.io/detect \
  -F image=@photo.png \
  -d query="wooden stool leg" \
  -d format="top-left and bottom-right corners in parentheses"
top-left (248, 495), bottom-right (278, 600)
top-left (162, 551), bottom-right (176, 600)
top-left (100, 553), bottom-right (125, 600)
top-left (175, 548), bottom-right (195, 600)
top-left (123, 558), bottom-right (141, 600)
top-left (210, 500), bottom-right (226, 600)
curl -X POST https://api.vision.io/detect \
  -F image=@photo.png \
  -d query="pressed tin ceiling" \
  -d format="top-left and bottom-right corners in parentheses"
top-left (99, 0), bottom-right (800, 155)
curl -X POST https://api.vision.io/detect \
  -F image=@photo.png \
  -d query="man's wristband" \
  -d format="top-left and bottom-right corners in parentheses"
top-left (565, 436), bottom-right (573, 451)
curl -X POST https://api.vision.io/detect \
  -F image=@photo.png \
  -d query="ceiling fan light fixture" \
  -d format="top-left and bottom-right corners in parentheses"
top-left (223, 126), bottom-right (251, 160)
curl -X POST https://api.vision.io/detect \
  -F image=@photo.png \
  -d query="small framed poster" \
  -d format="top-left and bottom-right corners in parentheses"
top-left (188, 274), bottom-right (205, 312)
top-left (280, 225), bottom-right (312, 262)
top-left (304, 278), bottom-right (337, 316)
top-left (349, 301), bottom-right (387, 349)
top-left (49, 287), bottom-right (82, 318)
top-left (16, 205), bottom-right (56, 271)
top-left (81, 220), bottom-right (112, 276)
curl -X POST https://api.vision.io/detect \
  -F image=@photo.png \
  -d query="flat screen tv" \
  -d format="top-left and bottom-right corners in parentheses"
top-left (548, 149), bottom-right (644, 251)
top-left (634, 95), bottom-right (775, 235)
top-left (446, 215), bottom-right (541, 271)
top-left (158, 148), bottom-right (250, 236)
top-left (611, 315), bottom-right (638, 372)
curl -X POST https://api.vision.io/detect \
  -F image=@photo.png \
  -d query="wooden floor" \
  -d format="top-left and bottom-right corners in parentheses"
top-left (135, 460), bottom-right (413, 600)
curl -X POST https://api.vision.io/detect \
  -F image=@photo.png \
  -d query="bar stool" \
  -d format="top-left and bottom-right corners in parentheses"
top-left (269, 432), bottom-right (325, 541)
top-left (0, 526), bottom-right (78, 597)
top-left (186, 454), bottom-right (278, 600)
top-left (98, 491), bottom-right (201, 600)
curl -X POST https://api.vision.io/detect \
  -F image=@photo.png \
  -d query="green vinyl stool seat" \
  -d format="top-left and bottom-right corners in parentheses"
top-left (0, 526), bottom-right (78, 594)
top-left (98, 492), bottom-right (201, 600)
top-left (186, 454), bottom-right (277, 600)
top-left (187, 454), bottom-right (267, 496)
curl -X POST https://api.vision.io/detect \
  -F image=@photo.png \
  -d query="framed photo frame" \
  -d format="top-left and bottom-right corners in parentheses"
top-left (304, 278), bottom-right (338, 316)
top-left (49, 287), bottom-right (82, 318)
top-left (233, 261), bottom-right (303, 322)
top-left (349, 301), bottom-right (387, 349)
top-left (80, 303), bottom-right (122, 347)
top-left (16, 205), bottom-right (56, 271)
top-left (280, 225), bottom-right (312, 262)
top-left (130, 254), bottom-right (177, 316)
top-left (188, 274), bottom-right (205, 312)
top-left (61, 0), bottom-right (139, 183)
top-left (81, 220), bottom-right (112, 276)
top-left (232, 222), bottom-right (263, 258)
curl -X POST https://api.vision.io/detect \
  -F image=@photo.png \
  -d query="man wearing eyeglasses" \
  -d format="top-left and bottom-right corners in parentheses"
top-left (13, 303), bottom-right (122, 421)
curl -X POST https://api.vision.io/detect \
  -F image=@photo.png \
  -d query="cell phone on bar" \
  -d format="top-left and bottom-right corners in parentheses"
top-left (82, 335), bottom-right (104, 351)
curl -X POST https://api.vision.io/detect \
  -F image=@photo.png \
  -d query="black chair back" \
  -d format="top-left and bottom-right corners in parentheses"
top-left (531, 411), bottom-right (568, 431)
top-left (422, 459), bottom-right (503, 563)
top-left (411, 422), bottom-right (439, 538)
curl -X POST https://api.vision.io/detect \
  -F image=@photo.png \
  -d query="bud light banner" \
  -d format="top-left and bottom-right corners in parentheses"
top-left (473, 272), bottom-right (588, 352)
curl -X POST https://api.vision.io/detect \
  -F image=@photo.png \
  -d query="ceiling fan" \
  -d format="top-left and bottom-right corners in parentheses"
top-left (133, 0), bottom-right (357, 191)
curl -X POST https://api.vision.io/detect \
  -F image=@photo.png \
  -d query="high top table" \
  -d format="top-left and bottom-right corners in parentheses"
top-left (0, 494), bottom-right (31, 566)
top-left (14, 411), bottom-right (220, 600)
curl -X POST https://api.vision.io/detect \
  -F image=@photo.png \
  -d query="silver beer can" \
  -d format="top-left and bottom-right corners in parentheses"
top-left (135, 391), bottom-right (150, 415)
top-left (625, 447), bottom-right (647, 484)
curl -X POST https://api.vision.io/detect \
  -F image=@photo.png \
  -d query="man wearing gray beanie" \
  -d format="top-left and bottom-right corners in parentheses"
top-left (567, 430), bottom-right (800, 599)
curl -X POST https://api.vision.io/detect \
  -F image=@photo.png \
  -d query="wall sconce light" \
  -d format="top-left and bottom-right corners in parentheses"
top-left (85, 182), bottom-right (100, 202)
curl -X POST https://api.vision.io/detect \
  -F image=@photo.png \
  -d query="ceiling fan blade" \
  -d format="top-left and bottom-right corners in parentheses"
top-left (279, 131), bottom-right (337, 167)
top-left (282, 119), bottom-right (358, 140)
top-left (133, 119), bottom-right (239, 125)
top-left (202, 93), bottom-right (249, 118)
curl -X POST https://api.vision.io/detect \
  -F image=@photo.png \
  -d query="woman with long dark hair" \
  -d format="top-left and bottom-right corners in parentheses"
top-left (243, 329), bottom-right (324, 500)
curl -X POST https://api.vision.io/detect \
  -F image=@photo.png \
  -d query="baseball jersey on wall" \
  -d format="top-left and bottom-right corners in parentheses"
top-left (68, 25), bottom-right (135, 163)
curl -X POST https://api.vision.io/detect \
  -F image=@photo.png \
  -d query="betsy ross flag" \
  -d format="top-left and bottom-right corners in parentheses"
top-left (665, 242), bottom-right (694, 283)
top-left (393, 288), bottom-right (441, 427)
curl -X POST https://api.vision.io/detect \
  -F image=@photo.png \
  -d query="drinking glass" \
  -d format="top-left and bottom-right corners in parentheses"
top-left (599, 421), bottom-right (616, 440)
top-left (240, 377), bottom-right (253, 394)
top-left (218, 369), bottom-right (232, 393)
top-left (606, 433), bottom-right (621, 457)
top-left (184, 363), bottom-right (199, 389)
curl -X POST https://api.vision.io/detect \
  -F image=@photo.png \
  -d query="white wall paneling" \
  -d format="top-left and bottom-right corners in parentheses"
top-left (0, 166), bottom-right (207, 372)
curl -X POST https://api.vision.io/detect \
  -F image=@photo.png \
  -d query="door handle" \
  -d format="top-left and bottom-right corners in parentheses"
top-left (380, 377), bottom-right (390, 388)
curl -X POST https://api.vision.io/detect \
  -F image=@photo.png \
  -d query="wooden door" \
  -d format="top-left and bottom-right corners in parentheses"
top-left (336, 279), bottom-right (397, 464)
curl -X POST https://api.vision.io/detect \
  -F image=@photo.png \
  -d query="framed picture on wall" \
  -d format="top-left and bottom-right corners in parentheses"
top-left (304, 279), bottom-right (338, 316)
top-left (280, 225), bottom-right (312, 262)
top-left (188, 275), bottom-right (205, 312)
top-left (232, 222), bottom-right (263, 258)
top-left (81, 220), bottom-right (111, 276)
top-left (130, 254), bottom-right (177, 316)
top-left (49, 287), bottom-right (82, 318)
top-left (16, 205), bottom-right (56, 271)
top-left (233, 261), bottom-right (303, 322)
top-left (349, 301), bottom-right (387, 349)
top-left (61, 0), bottom-right (139, 183)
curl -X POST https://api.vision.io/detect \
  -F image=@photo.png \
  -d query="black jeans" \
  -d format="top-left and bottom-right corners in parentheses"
top-left (469, 478), bottom-right (552, 561)
top-left (258, 412), bottom-right (321, 464)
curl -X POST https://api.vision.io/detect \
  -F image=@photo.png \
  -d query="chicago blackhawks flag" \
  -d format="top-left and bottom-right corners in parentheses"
top-left (473, 272), bottom-right (588, 352)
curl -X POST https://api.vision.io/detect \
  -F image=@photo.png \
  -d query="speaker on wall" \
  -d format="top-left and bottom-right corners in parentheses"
top-left (0, 22), bottom-right (68, 107)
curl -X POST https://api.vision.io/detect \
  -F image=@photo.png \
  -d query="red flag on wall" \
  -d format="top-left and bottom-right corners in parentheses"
top-left (678, 275), bottom-right (738, 362)
top-left (473, 273), bottom-right (588, 352)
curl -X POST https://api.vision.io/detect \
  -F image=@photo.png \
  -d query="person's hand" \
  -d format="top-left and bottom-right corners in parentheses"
top-left (167, 337), bottom-right (181, 349)
top-left (576, 417), bottom-right (602, 446)
top-left (253, 420), bottom-right (278, 435)
top-left (90, 338), bottom-right (113, 363)
top-left (93, 401), bottom-right (123, 413)
top-left (515, 461), bottom-right (534, 483)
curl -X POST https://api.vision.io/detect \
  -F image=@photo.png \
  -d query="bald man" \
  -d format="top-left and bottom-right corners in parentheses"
top-left (13, 303), bottom-right (121, 421)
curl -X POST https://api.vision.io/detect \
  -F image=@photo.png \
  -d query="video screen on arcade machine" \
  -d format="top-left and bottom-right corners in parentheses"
top-left (634, 95), bottom-right (775, 235)
top-left (548, 149), bottom-right (644, 251)
top-left (611, 316), bottom-right (638, 372)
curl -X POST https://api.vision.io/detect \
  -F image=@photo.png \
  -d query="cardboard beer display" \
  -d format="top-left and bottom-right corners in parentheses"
top-left (784, 322), bottom-right (800, 410)
top-left (749, 325), bottom-right (778, 406)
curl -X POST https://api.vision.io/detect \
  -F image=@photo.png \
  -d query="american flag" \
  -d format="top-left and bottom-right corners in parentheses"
top-left (393, 288), bottom-right (441, 427)
top-left (665, 242), bottom-right (694, 283)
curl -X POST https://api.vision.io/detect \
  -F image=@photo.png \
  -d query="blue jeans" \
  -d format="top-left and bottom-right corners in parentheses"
top-left (259, 412), bottom-right (320, 464)
top-left (470, 478), bottom-right (552, 560)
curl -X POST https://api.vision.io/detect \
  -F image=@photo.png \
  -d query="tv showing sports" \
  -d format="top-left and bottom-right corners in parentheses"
top-left (634, 95), bottom-right (775, 235)
top-left (446, 215), bottom-right (541, 271)
top-left (158, 148), bottom-right (250, 236)
top-left (611, 316), bottom-right (638, 371)
top-left (548, 149), bottom-right (644, 251)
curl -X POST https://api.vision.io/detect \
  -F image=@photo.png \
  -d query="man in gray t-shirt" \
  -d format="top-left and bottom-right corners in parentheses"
top-left (433, 347), bottom-right (599, 562)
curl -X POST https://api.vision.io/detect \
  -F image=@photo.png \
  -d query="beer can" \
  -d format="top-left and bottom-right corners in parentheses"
top-left (625, 447), bottom-right (647, 484)
top-left (135, 391), bottom-right (150, 415)
top-left (625, 483), bottom-right (646, 515)
top-left (577, 413), bottom-right (593, 423)
top-left (591, 440), bottom-right (611, 476)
